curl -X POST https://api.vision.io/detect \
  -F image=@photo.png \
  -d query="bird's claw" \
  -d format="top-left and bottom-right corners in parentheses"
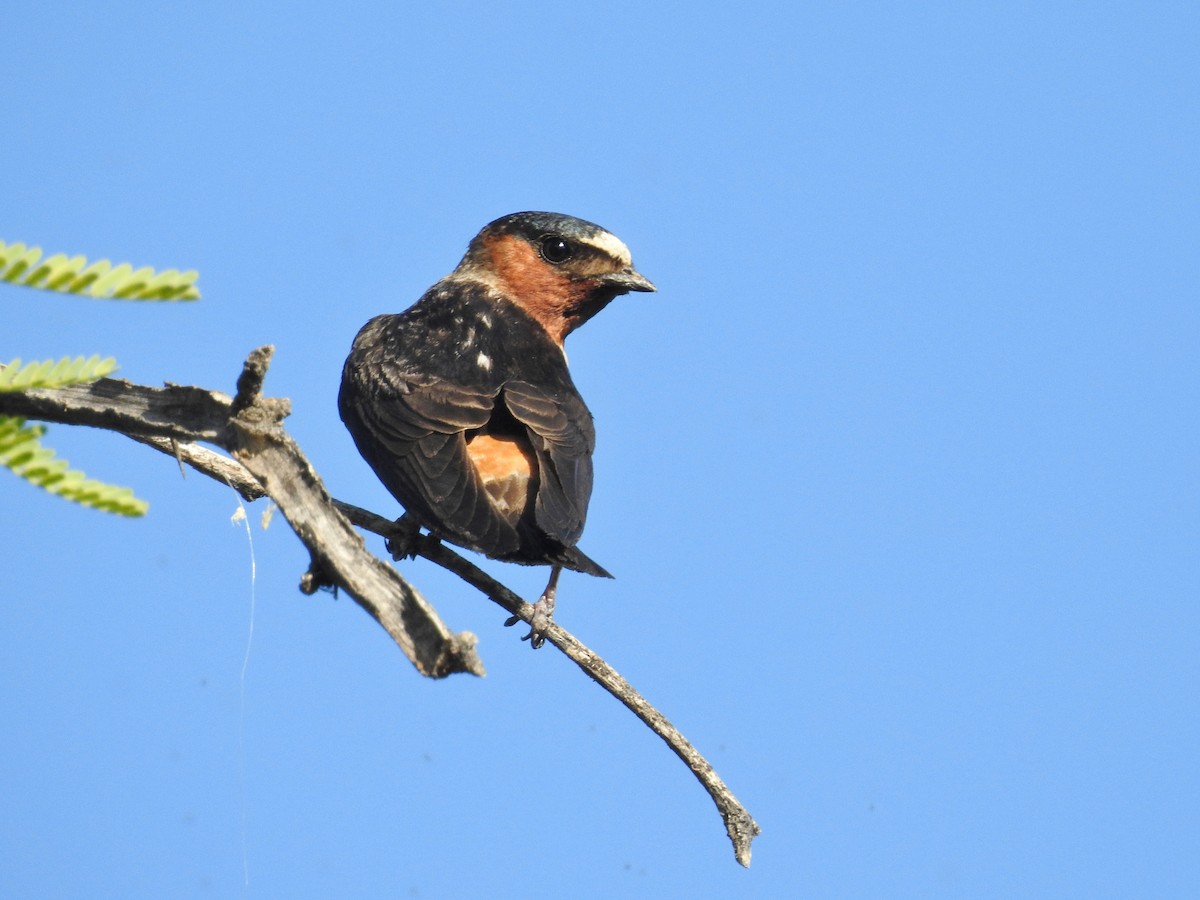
top-left (504, 591), bottom-right (557, 650)
top-left (385, 514), bottom-right (426, 561)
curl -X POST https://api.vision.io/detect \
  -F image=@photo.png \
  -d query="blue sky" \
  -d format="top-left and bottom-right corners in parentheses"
top-left (3, 2), bottom-right (1197, 897)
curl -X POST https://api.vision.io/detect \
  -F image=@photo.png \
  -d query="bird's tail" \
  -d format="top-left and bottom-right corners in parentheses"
top-left (556, 545), bottom-right (613, 579)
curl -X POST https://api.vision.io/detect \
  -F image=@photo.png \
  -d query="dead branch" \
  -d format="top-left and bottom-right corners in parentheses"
top-left (1, 348), bottom-right (481, 678)
top-left (0, 346), bottom-right (760, 865)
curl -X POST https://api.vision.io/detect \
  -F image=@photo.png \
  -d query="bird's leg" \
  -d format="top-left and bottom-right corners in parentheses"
top-left (529, 566), bottom-right (561, 649)
top-left (385, 513), bottom-right (424, 561)
top-left (505, 565), bottom-right (561, 649)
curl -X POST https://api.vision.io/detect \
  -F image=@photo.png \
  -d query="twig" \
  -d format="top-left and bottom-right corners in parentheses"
top-left (128, 434), bottom-right (266, 501)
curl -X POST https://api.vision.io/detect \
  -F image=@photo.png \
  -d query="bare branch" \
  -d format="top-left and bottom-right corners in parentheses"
top-left (0, 348), bottom-right (759, 864)
top-left (0, 375), bottom-right (234, 443)
top-left (129, 435), bottom-right (266, 501)
top-left (0, 351), bottom-right (483, 678)
top-left (333, 499), bottom-right (761, 865)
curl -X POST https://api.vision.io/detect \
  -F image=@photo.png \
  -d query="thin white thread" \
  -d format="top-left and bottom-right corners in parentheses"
top-left (231, 500), bottom-right (256, 888)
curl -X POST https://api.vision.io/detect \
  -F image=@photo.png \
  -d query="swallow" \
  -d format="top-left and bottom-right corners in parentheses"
top-left (338, 211), bottom-right (655, 648)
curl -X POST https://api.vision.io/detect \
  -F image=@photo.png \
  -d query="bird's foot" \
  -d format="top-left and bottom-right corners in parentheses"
top-left (385, 513), bottom-right (423, 561)
top-left (504, 591), bottom-right (556, 650)
top-left (504, 567), bottom-right (561, 650)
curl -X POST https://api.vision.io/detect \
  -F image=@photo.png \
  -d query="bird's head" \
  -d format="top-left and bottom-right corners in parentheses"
top-left (455, 211), bottom-right (655, 344)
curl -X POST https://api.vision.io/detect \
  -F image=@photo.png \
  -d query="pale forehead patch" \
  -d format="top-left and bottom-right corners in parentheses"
top-left (585, 229), bottom-right (632, 267)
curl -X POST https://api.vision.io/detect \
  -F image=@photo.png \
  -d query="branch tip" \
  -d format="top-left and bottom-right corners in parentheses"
top-left (727, 809), bottom-right (762, 867)
top-left (231, 345), bottom-right (275, 414)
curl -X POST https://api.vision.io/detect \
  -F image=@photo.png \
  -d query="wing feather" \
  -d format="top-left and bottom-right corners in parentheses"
top-left (340, 359), bottom-right (520, 555)
top-left (502, 380), bottom-right (595, 545)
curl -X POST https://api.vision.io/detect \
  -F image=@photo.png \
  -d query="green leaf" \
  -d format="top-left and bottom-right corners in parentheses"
top-left (0, 238), bottom-right (200, 301)
top-left (0, 416), bottom-right (148, 517)
top-left (0, 244), bottom-right (42, 282)
top-left (0, 355), bottom-right (118, 391)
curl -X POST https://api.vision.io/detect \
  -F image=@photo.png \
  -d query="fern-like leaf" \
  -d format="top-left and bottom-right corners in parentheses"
top-left (0, 239), bottom-right (199, 301)
top-left (0, 355), bottom-right (118, 392)
top-left (0, 416), bottom-right (148, 516)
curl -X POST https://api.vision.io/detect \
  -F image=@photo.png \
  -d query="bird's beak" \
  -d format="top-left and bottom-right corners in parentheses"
top-left (600, 267), bottom-right (656, 294)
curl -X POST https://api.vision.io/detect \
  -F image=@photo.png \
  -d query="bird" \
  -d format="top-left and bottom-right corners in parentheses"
top-left (338, 211), bottom-right (655, 648)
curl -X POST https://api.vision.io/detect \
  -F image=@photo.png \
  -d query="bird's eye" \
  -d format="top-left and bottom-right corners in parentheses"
top-left (539, 236), bottom-right (573, 264)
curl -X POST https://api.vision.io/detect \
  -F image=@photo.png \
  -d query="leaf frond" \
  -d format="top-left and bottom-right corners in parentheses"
top-left (0, 355), bottom-right (118, 392)
top-left (0, 416), bottom-right (148, 516)
top-left (0, 239), bottom-right (200, 301)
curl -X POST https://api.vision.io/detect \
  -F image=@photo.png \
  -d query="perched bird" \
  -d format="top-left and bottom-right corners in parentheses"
top-left (338, 212), bottom-right (655, 647)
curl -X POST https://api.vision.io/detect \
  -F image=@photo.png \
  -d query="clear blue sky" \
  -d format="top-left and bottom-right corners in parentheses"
top-left (4, 3), bottom-right (1197, 897)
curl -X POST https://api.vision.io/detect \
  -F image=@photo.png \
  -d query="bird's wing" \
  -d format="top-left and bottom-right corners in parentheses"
top-left (501, 379), bottom-right (595, 546)
top-left (341, 366), bottom-right (522, 555)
